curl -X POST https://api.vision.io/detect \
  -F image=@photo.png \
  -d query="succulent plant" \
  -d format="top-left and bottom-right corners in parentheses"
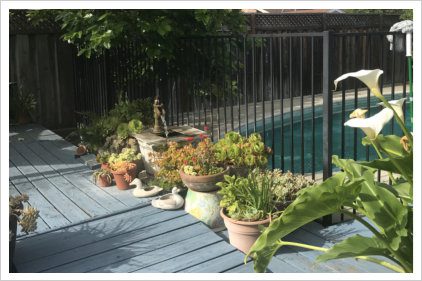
top-left (9, 194), bottom-right (39, 237)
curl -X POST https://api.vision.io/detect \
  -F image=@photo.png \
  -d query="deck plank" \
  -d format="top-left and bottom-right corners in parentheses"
top-left (14, 206), bottom-right (164, 264)
top-left (47, 222), bottom-right (214, 273)
top-left (9, 161), bottom-right (70, 229)
top-left (25, 141), bottom-right (129, 211)
top-left (140, 242), bottom-right (236, 273)
top-left (224, 261), bottom-right (256, 273)
top-left (181, 251), bottom-right (248, 273)
top-left (18, 212), bottom-right (194, 272)
top-left (10, 146), bottom-right (90, 222)
top-left (12, 142), bottom-right (108, 217)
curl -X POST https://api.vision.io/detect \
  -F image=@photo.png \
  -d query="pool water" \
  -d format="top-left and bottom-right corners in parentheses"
top-left (243, 95), bottom-right (412, 173)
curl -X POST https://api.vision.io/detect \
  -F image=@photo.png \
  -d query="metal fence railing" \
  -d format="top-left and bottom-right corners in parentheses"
top-left (73, 31), bottom-right (410, 225)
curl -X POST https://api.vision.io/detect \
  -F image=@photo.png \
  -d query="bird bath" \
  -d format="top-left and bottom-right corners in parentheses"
top-left (132, 125), bottom-right (207, 175)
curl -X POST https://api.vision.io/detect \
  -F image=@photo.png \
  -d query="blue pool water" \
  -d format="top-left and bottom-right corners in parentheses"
top-left (242, 95), bottom-right (412, 173)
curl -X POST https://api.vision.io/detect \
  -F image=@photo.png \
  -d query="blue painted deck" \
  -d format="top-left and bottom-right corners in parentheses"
top-left (10, 124), bottom-right (393, 273)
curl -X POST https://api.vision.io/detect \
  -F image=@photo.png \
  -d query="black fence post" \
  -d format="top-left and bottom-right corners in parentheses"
top-left (322, 30), bottom-right (333, 226)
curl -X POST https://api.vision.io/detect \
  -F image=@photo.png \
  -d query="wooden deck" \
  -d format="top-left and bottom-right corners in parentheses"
top-left (10, 124), bottom-right (393, 273)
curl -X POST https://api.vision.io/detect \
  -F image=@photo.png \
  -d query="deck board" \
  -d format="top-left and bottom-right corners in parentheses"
top-left (10, 124), bottom-right (393, 274)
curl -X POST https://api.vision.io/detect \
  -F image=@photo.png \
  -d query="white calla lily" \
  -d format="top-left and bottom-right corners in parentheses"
top-left (378, 98), bottom-right (407, 123)
top-left (334, 69), bottom-right (384, 98)
top-left (344, 108), bottom-right (394, 140)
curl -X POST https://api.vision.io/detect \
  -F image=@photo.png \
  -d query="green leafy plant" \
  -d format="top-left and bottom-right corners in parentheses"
top-left (248, 69), bottom-right (413, 273)
top-left (217, 169), bottom-right (277, 222)
top-left (108, 148), bottom-right (141, 166)
top-left (78, 96), bottom-right (151, 152)
top-left (116, 123), bottom-right (130, 140)
top-left (128, 119), bottom-right (144, 134)
top-left (96, 150), bottom-right (111, 164)
top-left (214, 132), bottom-right (271, 169)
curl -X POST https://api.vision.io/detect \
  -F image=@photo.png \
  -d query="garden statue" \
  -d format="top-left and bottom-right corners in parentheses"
top-left (153, 95), bottom-right (165, 135)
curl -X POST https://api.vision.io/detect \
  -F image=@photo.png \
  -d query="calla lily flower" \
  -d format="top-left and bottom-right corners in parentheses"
top-left (378, 98), bottom-right (407, 123)
top-left (344, 108), bottom-right (394, 139)
top-left (334, 69), bottom-right (384, 99)
top-left (349, 108), bottom-right (368, 119)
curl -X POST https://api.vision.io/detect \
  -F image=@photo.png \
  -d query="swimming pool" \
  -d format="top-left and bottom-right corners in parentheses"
top-left (242, 94), bottom-right (412, 173)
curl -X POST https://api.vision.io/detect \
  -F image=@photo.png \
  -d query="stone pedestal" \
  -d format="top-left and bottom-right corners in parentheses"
top-left (132, 126), bottom-right (207, 175)
top-left (184, 189), bottom-right (224, 229)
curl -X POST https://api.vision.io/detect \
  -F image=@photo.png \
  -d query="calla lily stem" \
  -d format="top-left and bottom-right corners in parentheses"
top-left (275, 240), bottom-right (405, 273)
top-left (370, 139), bottom-right (397, 185)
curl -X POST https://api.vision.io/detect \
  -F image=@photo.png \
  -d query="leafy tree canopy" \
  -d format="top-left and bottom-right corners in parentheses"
top-left (26, 9), bottom-right (246, 59)
top-left (344, 9), bottom-right (413, 20)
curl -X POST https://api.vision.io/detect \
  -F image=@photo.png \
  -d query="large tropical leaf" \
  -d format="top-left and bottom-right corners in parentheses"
top-left (362, 135), bottom-right (408, 158)
top-left (316, 235), bottom-right (389, 263)
top-left (248, 172), bottom-right (363, 272)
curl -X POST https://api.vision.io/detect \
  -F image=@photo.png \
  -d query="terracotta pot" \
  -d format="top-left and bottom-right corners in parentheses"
top-left (179, 167), bottom-right (230, 192)
top-left (111, 165), bottom-right (137, 190)
top-left (75, 145), bottom-right (87, 156)
top-left (220, 209), bottom-right (270, 254)
top-left (17, 112), bottom-right (31, 125)
top-left (95, 174), bottom-right (112, 188)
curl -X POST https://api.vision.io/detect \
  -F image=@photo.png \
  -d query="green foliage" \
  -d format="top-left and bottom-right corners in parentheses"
top-left (116, 123), bottom-right (130, 140)
top-left (217, 169), bottom-right (313, 222)
top-left (96, 150), bottom-right (110, 164)
top-left (128, 119), bottom-right (144, 134)
top-left (344, 9), bottom-right (413, 20)
top-left (26, 10), bottom-right (246, 59)
top-left (217, 170), bottom-right (276, 222)
top-left (214, 132), bottom-right (271, 169)
top-left (78, 96), bottom-right (151, 152)
top-left (108, 147), bottom-right (141, 166)
top-left (248, 137), bottom-right (413, 273)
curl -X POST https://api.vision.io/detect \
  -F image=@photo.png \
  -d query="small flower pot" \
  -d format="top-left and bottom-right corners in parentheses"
top-left (75, 145), bottom-right (87, 156)
top-left (220, 209), bottom-right (270, 254)
top-left (179, 167), bottom-right (230, 192)
top-left (95, 175), bottom-right (112, 188)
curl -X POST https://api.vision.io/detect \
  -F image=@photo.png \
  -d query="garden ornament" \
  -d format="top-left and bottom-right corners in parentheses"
top-left (151, 187), bottom-right (184, 210)
top-left (152, 94), bottom-right (166, 136)
top-left (131, 178), bottom-right (163, 198)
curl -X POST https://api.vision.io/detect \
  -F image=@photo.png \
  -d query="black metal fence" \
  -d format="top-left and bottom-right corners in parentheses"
top-left (74, 31), bottom-right (410, 224)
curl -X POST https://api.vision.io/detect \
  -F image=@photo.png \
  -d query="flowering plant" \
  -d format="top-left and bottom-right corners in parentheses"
top-left (249, 69), bottom-right (413, 273)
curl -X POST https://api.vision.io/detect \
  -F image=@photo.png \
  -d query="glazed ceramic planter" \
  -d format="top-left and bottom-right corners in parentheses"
top-left (185, 189), bottom-right (224, 228)
top-left (179, 167), bottom-right (229, 192)
top-left (220, 209), bottom-right (270, 254)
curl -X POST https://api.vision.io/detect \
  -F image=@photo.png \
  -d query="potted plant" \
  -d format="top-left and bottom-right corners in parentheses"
top-left (108, 147), bottom-right (142, 175)
top-left (217, 169), bottom-right (312, 254)
top-left (110, 161), bottom-right (137, 190)
top-left (9, 194), bottom-right (39, 272)
top-left (92, 169), bottom-right (113, 187)
top-left (10, 85), bottom-right (37, 125)
top-left (178, 138), bottom-right (229, 192)
top-left (96, 150), bottom-right (111, 170)
top-left (271, 170), bottom-right (315, 211)
top-left (214, 132), bottom-right (271, 177)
